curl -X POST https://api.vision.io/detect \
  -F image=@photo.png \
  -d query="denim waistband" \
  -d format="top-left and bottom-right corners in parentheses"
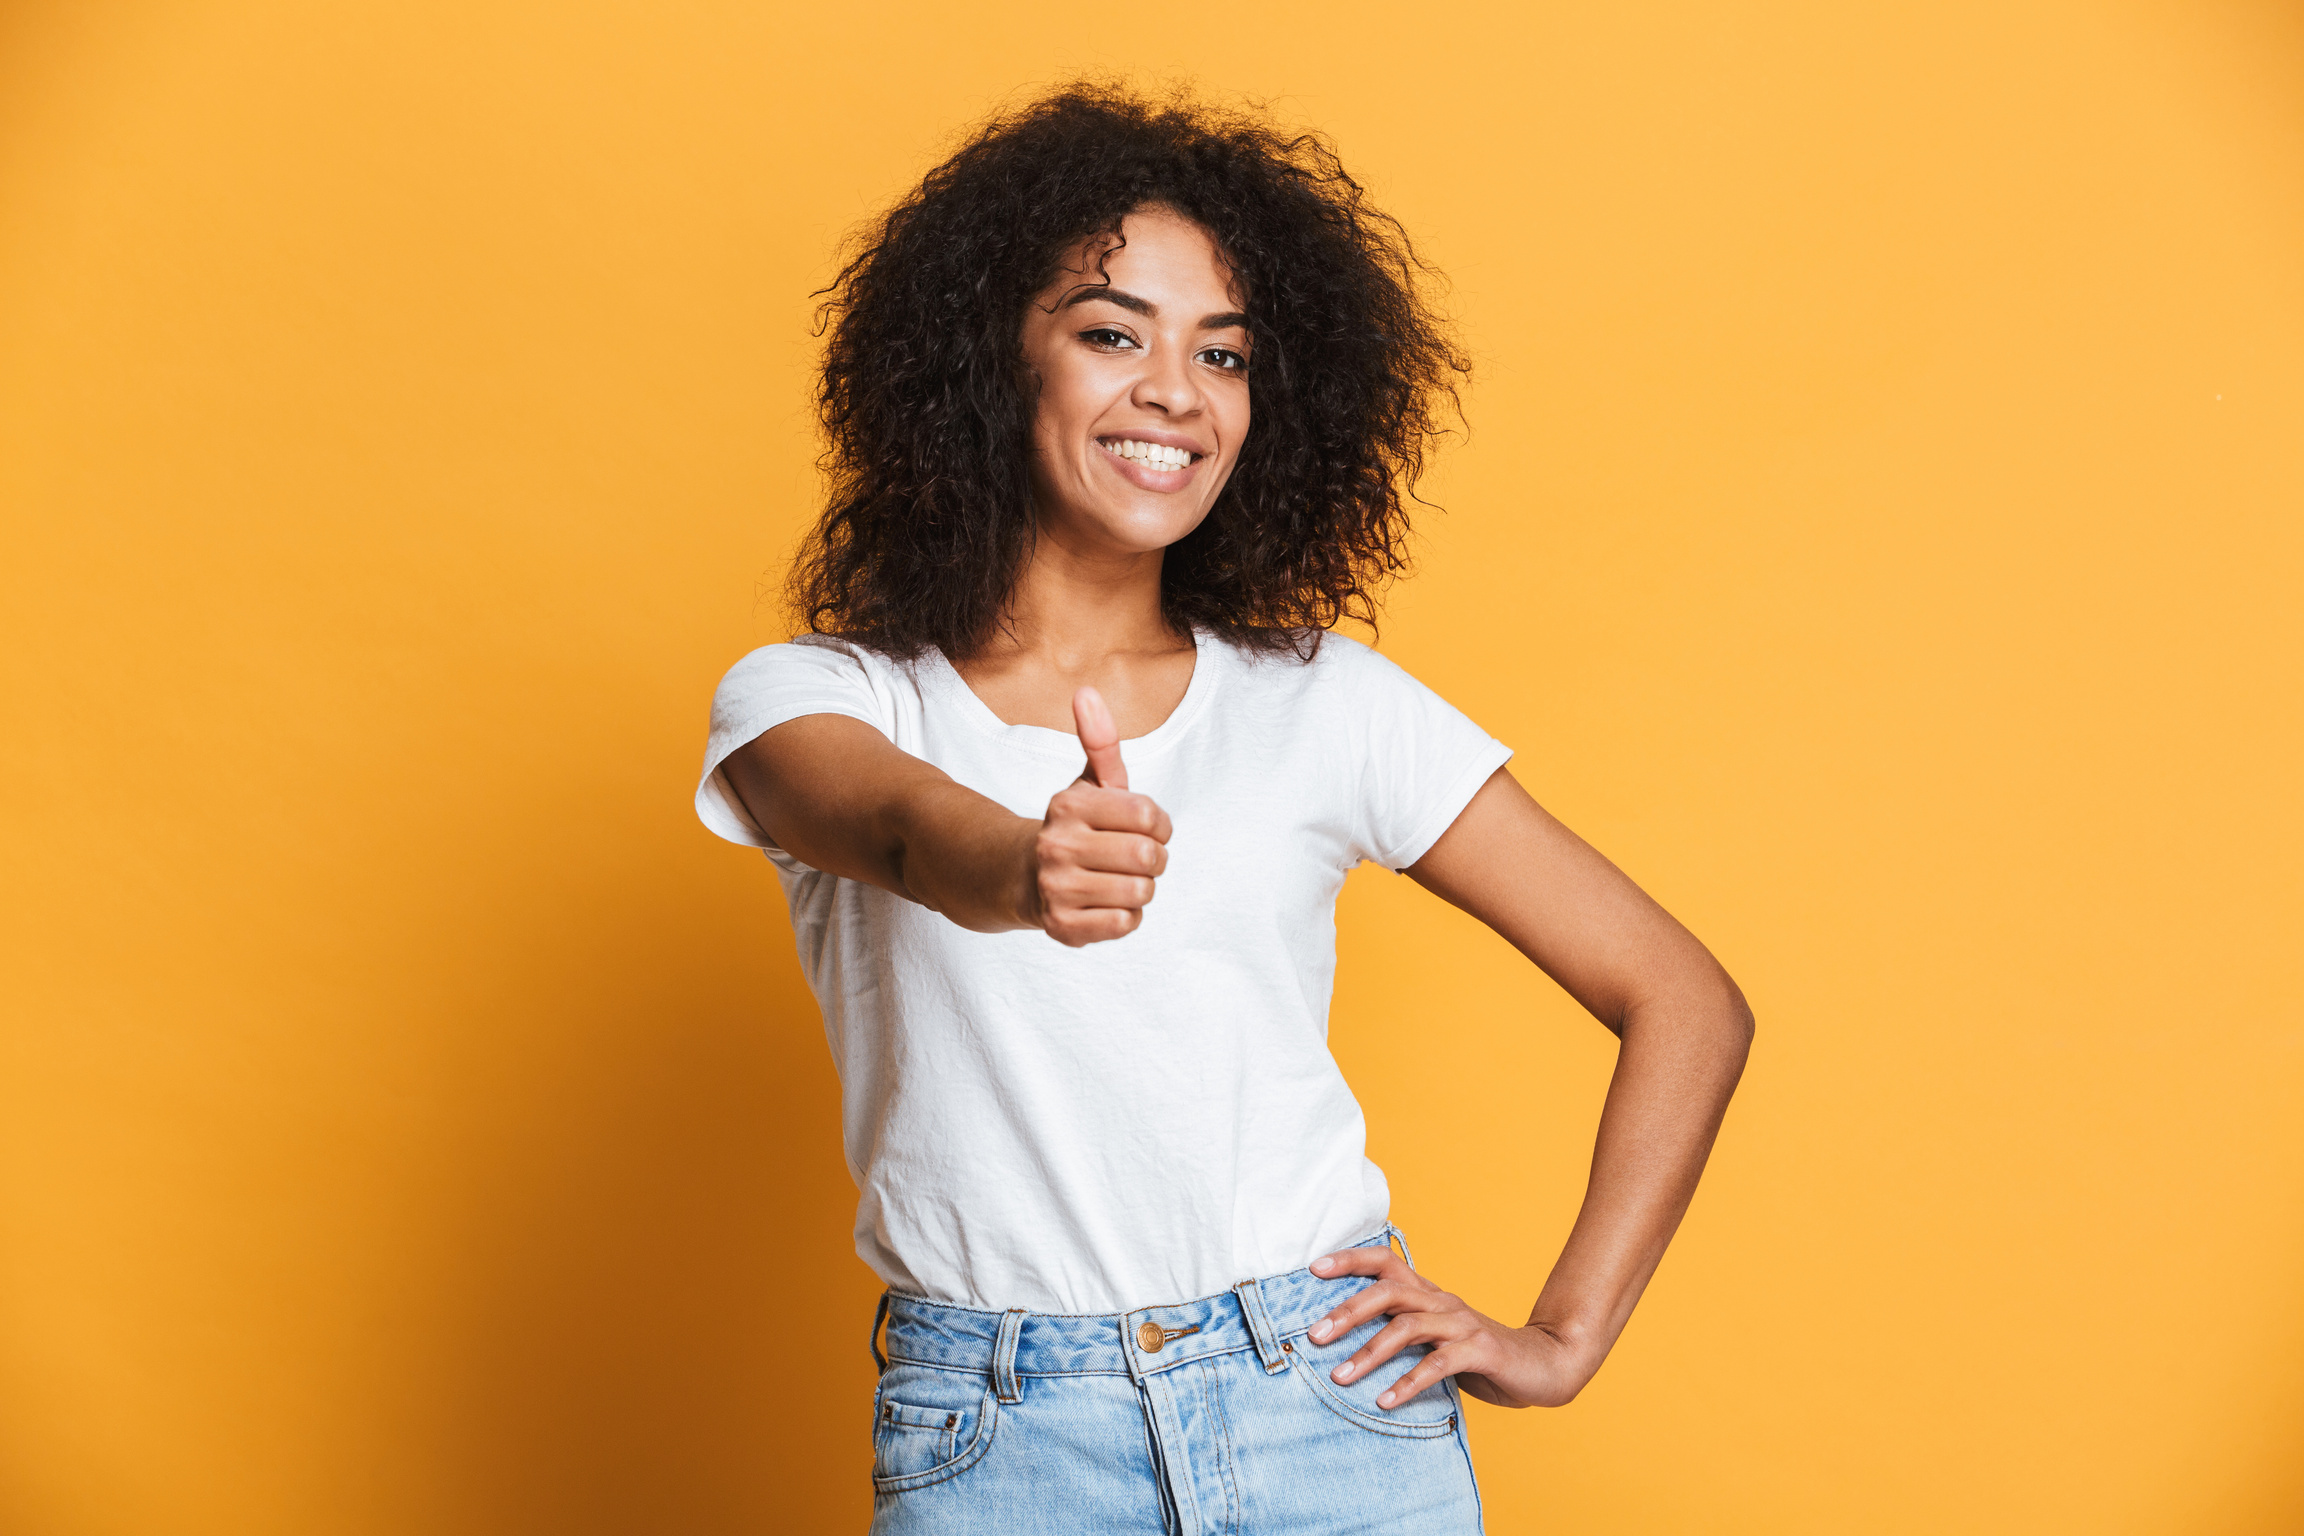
top-left (875, 1229), bottom-right (1401, 1393)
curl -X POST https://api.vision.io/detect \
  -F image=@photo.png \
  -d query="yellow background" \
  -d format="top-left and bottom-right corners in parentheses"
top-left (4, 2), bottom-right (2300, 1531)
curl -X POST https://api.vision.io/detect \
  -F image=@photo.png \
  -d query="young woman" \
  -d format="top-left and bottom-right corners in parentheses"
top-left (696, 88), bottom-right (1752, 1534)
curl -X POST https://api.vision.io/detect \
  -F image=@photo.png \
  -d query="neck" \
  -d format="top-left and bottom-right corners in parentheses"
top-left (972, 526), bottom-right (1188, 666)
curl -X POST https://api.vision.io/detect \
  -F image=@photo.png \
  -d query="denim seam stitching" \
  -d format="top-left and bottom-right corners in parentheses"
top-left (1286, 1338), bottom-right (1460, 1441)
top-left (1136, 1339), bottom-right (1260, 1380)
top-left (882, 1353), bottom-right (1132, 1379)
top-left (1447, 1378), bottom-right (1485, 1532)
top-left (1154, 1371), bottom-right (1204, 1534)
top-left (1203, 1360), bottom-right (1242, 1536)
top-left (869, 1386), bottom-right (999, 1494)
top-left (885, 1341), bottom-right (1264, 1379)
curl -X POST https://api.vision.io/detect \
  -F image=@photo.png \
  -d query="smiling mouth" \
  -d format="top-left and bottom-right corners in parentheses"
top-left (1098, 437), bottom-right (1203, 471)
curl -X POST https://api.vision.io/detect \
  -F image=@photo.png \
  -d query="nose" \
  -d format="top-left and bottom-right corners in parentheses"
top-left (1129, 338), bottom-right (1204, 417)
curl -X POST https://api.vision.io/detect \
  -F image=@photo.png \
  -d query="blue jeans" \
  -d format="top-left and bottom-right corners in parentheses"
top-left (866, 1230), bottom-right (1484, 1534)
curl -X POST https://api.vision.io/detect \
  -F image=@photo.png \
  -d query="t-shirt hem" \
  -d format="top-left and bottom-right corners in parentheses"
top-left (864, 1223), bottom-right (1401, 1316)
top-left (694, 698), bottom-right (891, 848)
top-left (1378, 738), bottom-right (1514, 870)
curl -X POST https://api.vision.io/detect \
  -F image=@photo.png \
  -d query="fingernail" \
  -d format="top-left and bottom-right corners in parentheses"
top-left (1334, 1363), bottom-right (1354, 1382)
top-left (1378, 1391), bottom-right (1395, 1408)
top-left (1311, 1257), bottom-right (1331, 1274)
top-left (1310, 1319), bottom-right (1331, 1341)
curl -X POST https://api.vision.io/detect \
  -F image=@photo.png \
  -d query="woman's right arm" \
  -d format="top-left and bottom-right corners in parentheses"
top-left (716, 694), bottom-right (1171, 947)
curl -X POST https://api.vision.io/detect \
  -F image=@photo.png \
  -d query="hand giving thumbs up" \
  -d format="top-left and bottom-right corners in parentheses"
top-left (1029, 687), bottom-right (1173, 946)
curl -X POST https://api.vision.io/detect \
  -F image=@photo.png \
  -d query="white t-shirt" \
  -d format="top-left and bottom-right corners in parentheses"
top-left (696, 629), bottom-right (1511, 1315)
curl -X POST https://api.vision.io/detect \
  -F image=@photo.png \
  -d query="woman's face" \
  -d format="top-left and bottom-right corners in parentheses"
top-left (1018, 207), bottom-right (1251, 561)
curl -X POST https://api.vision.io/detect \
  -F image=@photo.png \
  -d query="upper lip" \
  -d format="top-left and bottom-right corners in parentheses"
top-left (1098, 427), bottom-right (1210, 458)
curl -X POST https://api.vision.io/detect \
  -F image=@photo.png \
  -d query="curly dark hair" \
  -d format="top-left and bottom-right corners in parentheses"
top-left (791, 84), bottom-right (1468, 659)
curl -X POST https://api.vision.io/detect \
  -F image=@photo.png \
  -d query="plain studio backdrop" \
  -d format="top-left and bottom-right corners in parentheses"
top-left (2, 3), bottom-right (2299, 1532)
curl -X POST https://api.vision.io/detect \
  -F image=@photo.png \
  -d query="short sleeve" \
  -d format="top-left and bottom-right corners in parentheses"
top-left (1340, 643), bottom-right (1514, 871)
top-left (694, 636), bottom-right (896, 847)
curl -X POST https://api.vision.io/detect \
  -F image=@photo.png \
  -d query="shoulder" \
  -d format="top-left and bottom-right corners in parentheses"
top-left (716, 633), bottom-right (912, 691)
top-left (1222, 629), bottom-right (1428, 700)
top-left (708, 634), bottom-right (930, 737)
top-left (1200, 632), bottom-right (1459, 745)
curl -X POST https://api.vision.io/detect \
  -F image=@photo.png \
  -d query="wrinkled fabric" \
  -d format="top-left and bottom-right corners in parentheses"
top-left (695, 631), bottom-right (1511, 1315)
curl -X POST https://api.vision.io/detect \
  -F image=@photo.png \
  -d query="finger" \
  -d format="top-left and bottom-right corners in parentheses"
top-left (1044, 906), bottom-right (1144, 947)
top-left (1065, 830), bottom-right (1167, 878)
top-left (1043, 871), bottom-right (1157, 912)
top-left (1376, 1345), bottom-right (1468, 1410)
top-left (1310, 1247), bottom-right (1408, 1282)
top-left (1306, 1280), bottom-right (1417, 1344)
top-left (1072, 687), bottom-right (1128, 790)
top-left (1331, 1314), bottom-right (1448, 1385)
top-left (1054, 787), bottom-right (1172, 843)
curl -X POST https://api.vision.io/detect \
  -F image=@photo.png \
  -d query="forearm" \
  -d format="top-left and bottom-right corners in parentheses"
top-left (1526, 978), bottom-right (1753, 1371)
top-left (723, 709), bottom-right (1169, 945)
top-left (880, 780), bottom-right (1041, 932)
top-left (721, 716), bottom-right (1040, 932)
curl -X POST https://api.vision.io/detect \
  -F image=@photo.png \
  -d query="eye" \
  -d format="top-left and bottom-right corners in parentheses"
top-left (1197, 346), bottom-right (1249, 372)
top-left (1079, 327), bottom-right (1139, 351)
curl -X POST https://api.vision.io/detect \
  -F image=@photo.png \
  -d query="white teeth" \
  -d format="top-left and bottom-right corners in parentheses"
top-left (1106, 438), bottom-right (1193, 469)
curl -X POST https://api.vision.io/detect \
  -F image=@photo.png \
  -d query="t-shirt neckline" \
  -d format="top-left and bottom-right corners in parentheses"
top-left (925, 629), bottom-right (1224, 763)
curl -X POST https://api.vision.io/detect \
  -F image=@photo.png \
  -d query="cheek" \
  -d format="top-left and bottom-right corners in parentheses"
top-left (1025, 353), bottom-right (1107, 444)
top-left (1218, 392), bottom-right (1251, 465)
top-left (1211, 404), bottom-right (1251, 485)
top-left (1024, 407), bottom-right (1077, 487)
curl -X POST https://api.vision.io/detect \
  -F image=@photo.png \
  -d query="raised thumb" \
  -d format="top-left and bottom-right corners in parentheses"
top-left (1071, 686), bottom-right (1128, 790)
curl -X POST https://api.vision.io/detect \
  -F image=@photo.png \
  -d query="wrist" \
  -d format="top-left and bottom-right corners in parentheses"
top-left (1521, 1311), bottom-right (1613, 1374)
top-left (1010, 820), bottom-right (1047, 930)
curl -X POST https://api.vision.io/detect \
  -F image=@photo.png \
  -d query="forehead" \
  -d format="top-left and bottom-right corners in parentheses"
top-left (1045, 207), bottom-right (1243, 307)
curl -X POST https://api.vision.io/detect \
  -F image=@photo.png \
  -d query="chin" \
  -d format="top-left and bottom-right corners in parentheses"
top-left (1062, 497), bottom-right (1210, 554)
top-left (1113, 505), bottom-right (1212, 552)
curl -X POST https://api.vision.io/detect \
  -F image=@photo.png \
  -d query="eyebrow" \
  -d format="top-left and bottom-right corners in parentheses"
top-left (1062, 286), bottom-right (1252, 332)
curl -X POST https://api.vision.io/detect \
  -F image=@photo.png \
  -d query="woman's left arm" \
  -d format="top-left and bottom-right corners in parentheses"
top-left (1308, 765), bottom-right (1755, 1410)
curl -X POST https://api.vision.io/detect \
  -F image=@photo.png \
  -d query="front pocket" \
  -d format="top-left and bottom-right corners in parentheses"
top-left (874, 1399), bottom-right (962, 1478)
top-left (1288, 1322), bottom-right (1461, 1440)
top-left (869, 1367), bottom-right (999, 1492)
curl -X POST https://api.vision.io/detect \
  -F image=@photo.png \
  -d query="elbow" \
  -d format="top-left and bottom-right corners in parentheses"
top-left (1718, 974), bottom-right (1756, 1067)
top-left (1613, 971), bottom-right (1754, 1067)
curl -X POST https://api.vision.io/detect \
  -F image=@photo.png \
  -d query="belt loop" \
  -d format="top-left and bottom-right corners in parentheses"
top-left (991, 1308), bottom-right (1028, 1404)
top-left (868, 1291), bottom-right (891, 1373)
top-left (1234, 1278), bottom-right (1290, 1375)
top-left (1386, 1222), bottom-right (1419, 1273)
